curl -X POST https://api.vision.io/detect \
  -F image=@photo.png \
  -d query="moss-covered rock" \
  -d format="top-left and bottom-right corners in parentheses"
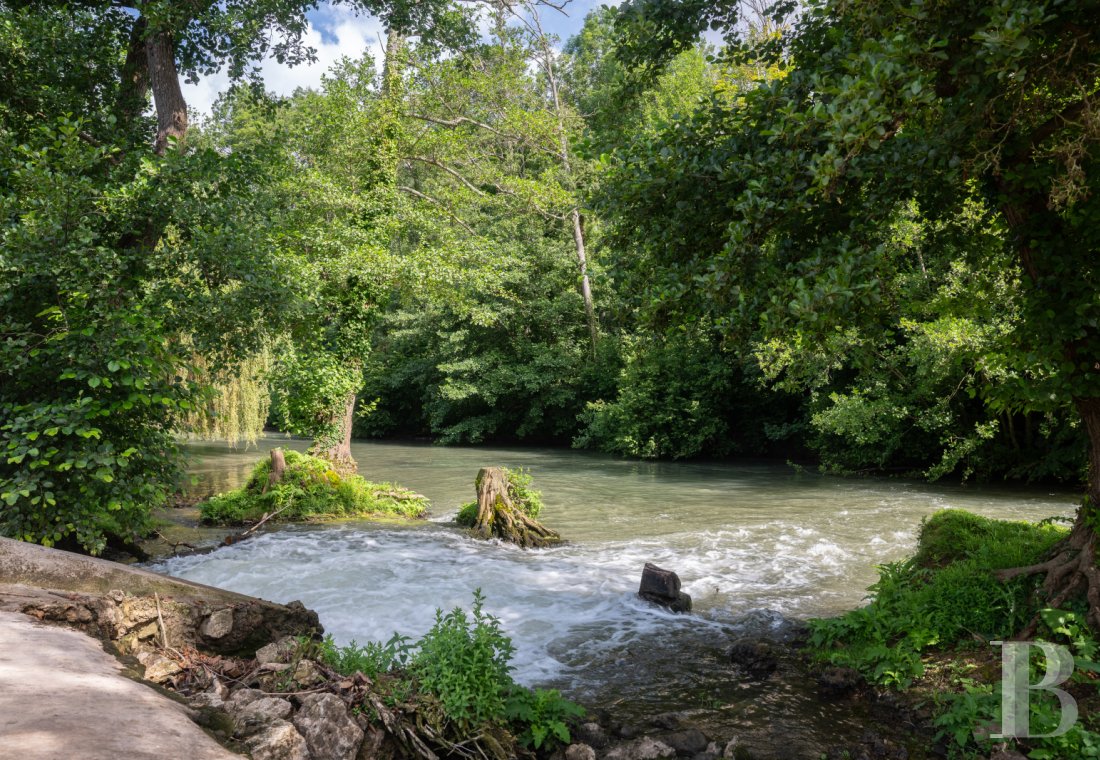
top-left (200, 450), bottom-right (429, 525)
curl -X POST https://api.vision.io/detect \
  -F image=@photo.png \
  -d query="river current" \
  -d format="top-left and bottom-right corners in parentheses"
top-left (152, 436), bottom-right (1074, 714)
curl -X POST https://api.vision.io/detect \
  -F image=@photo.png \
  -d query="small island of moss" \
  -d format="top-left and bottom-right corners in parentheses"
top-left (200, 449), bottom-right (429, 526)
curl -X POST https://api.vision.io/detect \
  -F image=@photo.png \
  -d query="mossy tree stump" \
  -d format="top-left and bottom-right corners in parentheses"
top-left (472, 467), bottom-right (560, 548)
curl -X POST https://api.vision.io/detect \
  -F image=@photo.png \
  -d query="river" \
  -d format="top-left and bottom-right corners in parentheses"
top-left (151, 436), bottom-right (1075, 748)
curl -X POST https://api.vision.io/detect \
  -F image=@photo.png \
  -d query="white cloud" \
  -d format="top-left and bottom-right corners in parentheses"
top-left (182, 6), bottom-right (386, 117)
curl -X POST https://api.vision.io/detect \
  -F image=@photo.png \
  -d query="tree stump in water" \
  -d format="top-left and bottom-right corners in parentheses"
top-left (262, 448), bottom-right (286, 494)
top-left (473, 467), bottom-right (560, 548)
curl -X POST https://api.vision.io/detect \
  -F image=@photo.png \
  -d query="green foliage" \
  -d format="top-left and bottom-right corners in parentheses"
top-left (411, 589), bottom-right (517, 730)
top-left (807, 510), bottom-right (1068, 687)
top-left (808, 510), bottom-right (1100, 758)
top-left (309, 632), bottom-right (413, 679)
top-left (575, 328), bottom-right (791, 459)
top-left (299, 591), bottom-right (584, 751)
top-left (505, 688), bottom-right (586, 750)
top-left (930, 609), bottom-right (1100, 759)
top-left (199, 450), bottom-right (428, 524)
top-left (455, 467), bottom-right (543, 526)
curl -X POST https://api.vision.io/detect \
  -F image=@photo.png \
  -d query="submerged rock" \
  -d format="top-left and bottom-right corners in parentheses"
top-left (727, 638), bottom-right (778, 679)
top-left (638, 563), bottom-right (692, 613)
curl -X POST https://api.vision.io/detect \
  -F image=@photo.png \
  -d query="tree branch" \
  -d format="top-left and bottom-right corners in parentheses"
top-left (398, 186), bottom-right (477, 234)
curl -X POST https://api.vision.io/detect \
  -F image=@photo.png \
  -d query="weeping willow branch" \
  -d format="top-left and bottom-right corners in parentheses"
top-left (177, 347), bottom-right (274, 447)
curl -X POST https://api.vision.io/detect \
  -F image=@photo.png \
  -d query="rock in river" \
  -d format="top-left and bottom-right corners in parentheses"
top-left (638, 562), bottom-right (692, 613)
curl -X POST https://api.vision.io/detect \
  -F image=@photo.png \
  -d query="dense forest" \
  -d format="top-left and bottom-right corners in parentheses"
top-left (1, 0), bottom-right (1098, 596)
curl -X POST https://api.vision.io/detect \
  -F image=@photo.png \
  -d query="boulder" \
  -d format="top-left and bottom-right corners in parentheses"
top-left (137, 652), bottom-right (182, 683)
top-left (294, 692), bottom-right (364, 760)
top-left (226, 687), bottom-right (268, 711)
top-left (201, 607), bottom-right (235, 640)
top-left (234, 697), bottom-right (295, 737)
top-left (638, 563), bottom-right (692, 613)
top-left (817, 665), bottom-right (862, 695)
top-left (247, 719), bottom-right (311, 760)
top-left (606, 737), bottom-right (678, 760)
top-left (292, 658), bottom-right (325, 686)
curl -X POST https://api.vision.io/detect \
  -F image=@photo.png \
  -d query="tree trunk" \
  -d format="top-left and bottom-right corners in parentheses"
top-left (145, 29), bottom-right (187, 154)
top-left (996, 396), bottom-right (1100, 632)
top-left (532, 7), bottom-right (599, 354)
top-left (310, 392), bottom-right (358, 475)
top-left (571, 207), bottom-right (599, 353)
top-left (471, 467), bottom-right (560, 548)
top-left (117, 16), bottom-right (150, 129)
top-left (262, 448), bottom-right (287, 494)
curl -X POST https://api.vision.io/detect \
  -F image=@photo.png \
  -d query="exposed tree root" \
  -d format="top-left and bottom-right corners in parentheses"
top-left (472, 467), bottom-right (560, 549)
top-left (995, 516), bottom-right (1100, 635)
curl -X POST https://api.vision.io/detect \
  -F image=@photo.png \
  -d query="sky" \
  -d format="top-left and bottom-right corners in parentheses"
top-left (182, 0), bottom-right (616, 117)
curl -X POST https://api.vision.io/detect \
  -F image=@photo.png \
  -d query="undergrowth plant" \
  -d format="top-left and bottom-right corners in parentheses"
top-left (298, 590), bottom-right (583, 754)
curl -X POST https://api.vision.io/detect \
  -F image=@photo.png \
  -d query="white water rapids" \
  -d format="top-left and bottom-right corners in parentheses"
top-left (153, 437), bottom-right (1075, 705)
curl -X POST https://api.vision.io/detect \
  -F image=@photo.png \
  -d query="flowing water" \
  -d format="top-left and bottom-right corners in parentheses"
top-left (153, 436), bottom-right (1077, 753)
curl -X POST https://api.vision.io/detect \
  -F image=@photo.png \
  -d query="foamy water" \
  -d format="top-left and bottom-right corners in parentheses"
top-left (153, 438), bottom-right (1076, 699)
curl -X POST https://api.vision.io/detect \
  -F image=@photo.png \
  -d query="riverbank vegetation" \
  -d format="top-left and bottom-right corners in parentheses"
top-left (808, 510), bottom-right (1100, 757)
top-left (301, 590), bottom-right (584, 756)
top-left (199, 449), bottom-right (428, 526)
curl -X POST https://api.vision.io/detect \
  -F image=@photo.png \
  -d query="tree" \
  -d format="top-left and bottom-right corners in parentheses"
top-left (605, 0), bottom-right (1100, 626)
top-left (0, 0), bottom-right (469, 550)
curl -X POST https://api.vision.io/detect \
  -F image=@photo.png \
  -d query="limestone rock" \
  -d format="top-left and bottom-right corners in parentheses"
top-left (201, 608), bottom-right (235, 640)
top-left (605, 737), bottom-right (678, 760)
top-left (292, 658), bottom-right (325, 686)
top-left (293, 692), bottom-right (364, 760)
top-left (256, 635), bottom-right (299, 665)
top-left (246, 719), bottom-right (311, 760)
top-left (565, 743), bottom-right (597, 760)
top-left (226, 687), bottom-right (268, 711)
top-left (234, 697), bottom-right (295, 737)
top-left (139, 653), bottom-right (182, 683)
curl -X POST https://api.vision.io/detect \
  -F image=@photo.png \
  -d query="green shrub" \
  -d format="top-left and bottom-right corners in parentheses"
top-left (411, 589), bottom-right (517, 729)
top-left (200, 449), bottom-right (428, 524)
top-left (455, 467), bottom-right (543, 527)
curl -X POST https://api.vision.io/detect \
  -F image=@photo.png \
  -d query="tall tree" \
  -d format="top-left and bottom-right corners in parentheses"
top-left (606, 0), bottom-right (1100, 626)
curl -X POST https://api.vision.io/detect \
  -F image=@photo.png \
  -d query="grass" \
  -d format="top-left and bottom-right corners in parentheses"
top-left (200, 449), bottom-right (429, 525)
